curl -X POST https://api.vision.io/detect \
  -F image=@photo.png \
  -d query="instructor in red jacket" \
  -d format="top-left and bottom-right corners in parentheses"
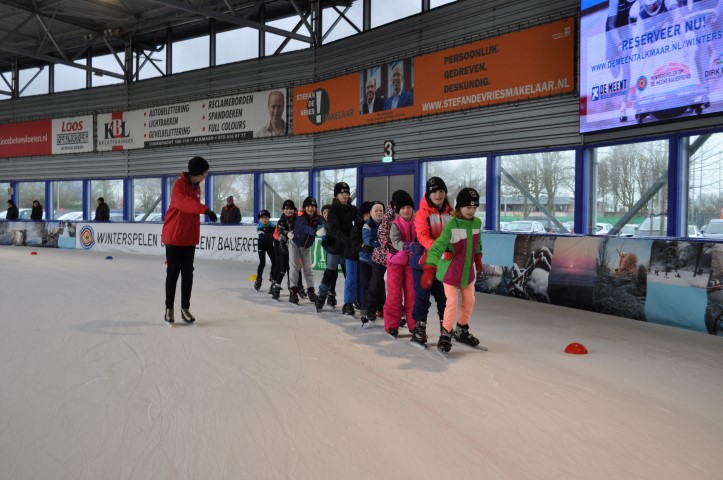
top-left (162, 156), bottom-right (217, 324)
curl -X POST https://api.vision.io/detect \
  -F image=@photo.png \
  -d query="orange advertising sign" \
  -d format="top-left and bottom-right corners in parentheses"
top-left (293, 17), bottom-right (574, 134)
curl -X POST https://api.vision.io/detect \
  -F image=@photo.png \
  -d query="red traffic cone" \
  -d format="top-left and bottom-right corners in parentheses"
top-left (30, 251), bottom-right (38, 255)
top-left (564, 342), bottom-right (588, 355)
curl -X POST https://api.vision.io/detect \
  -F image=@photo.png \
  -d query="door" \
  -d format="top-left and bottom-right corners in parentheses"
top-left (359, 163), bottom-right (417, 205)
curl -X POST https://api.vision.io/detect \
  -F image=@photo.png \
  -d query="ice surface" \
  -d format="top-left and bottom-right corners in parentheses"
top-left (0, 246), bottom-right (722, 480)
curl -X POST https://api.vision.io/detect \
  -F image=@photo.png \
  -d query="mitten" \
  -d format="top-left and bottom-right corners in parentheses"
top-left (206, 209), bottom-right (217, 222)
top-left (442, 251), bottom-right (453, 261)
top-left (474, 253), bottom-right (483, 272)
top-left (288, 231), bottom-right (295, 240)
top-left (420, 264), bottom-right (437, 289)
top-left (316, 227), bottom-right (327, 237)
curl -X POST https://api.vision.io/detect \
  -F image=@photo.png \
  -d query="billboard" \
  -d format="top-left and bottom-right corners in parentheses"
top-left (96, 89), bottom-right (287, 151)
top-left (293, 18), bottom-right (575, 134)
top-left (580, 0), bottom-right (723, 133)
top-left (0, 115), bottom-right (93, 158)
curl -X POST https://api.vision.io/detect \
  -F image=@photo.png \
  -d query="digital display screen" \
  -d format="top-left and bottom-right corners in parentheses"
top-left (580, 0), bottom-right (723, 133)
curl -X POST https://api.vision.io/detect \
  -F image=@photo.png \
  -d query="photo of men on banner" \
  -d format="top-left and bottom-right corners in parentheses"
top-left (359, 59), bottom-right (415, 114)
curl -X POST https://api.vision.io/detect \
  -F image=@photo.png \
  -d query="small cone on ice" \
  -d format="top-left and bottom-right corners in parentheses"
top-left (105, 256), bottom-right (113, 260)
top-left (564, 342), bottom-right (588, 355)
top-left (30, 251), bottom-right (38, 255)
top-left (249, 274), bottom-right (257, 281)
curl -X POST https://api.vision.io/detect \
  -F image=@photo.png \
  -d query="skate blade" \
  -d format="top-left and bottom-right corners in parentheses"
top-left (452, 339), bottom-right (488, 351)
top-left (409, 340), bottom-right (427, 350)
top-left (436, 348), bottom-right (449, 359)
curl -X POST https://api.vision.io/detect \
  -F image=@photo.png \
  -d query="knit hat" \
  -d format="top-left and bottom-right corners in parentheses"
top-left (7, 199), bottom-right (13, 205)
top-left (360, 201), bottom-right (374, 216)
top-left (455, 187), bottom-right (480, 210)
top-left (227, 196), bottom-right (234, 203)
top-left (334, 182), bottom-right (350, 196)
top-left (98, 197), bottom-right (104, 202)
top-left (391, 190), bottom-right (414, 211)
top-left (302, 196), bottom-right (318, 208)
top-left (426, 177), bottom-right (448, 195)
top-left (282, 199), bottom-right (296, 210)
top-left (258, 209), bottom-right (271, 218)
top-left (187, 156), bottom-right (209, 176)
top-left (321, 204), bottom-right (332, 213)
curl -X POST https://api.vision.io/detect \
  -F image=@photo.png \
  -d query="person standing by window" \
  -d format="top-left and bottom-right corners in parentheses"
top-left (95, 197), bottom-right (110, 221)
top-left (30, 200), bottom-right (43, 220)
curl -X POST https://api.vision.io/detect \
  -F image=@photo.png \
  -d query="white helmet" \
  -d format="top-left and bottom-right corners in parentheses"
top-left (642, 0), bottom-right (663, 16)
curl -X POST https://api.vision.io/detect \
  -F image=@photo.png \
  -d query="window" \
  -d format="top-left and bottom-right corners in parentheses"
top-left (423, 156), bottom-right (487, 212)
top-left (686, 132), bottom-right (723, 237)
top-left (322, 2), bottom-right (363, 44)
top-left (137, 46), bottom-right (166, 81)
top-left (371, 0), bottom-right (421, 28)
top-left (592, 140), bottom-right (668, 236)
top-left (19, 67), bottom-right (49, 97)
top-left (262, 172), bottom-right (308, 219)
top-left (212, 174), bottom-right (254, 222)
top-left (91, 179), bottom-right (124, 220)
top-left (92, 53), bottom-right (124, 87)
top-left (51, 180), bottom-right (82, 219)
top-left (172, 36), bottom-right (209, 74)
top-left (55, 60), bottom-right (87, 92)
top-left (18, 182), bottom-right (45, 209)
top-left (265, 16), bottom-right (310, 56)
top-left (217, 28), bottom-right (259, 65)
top-left (430, 0), bottom-right (458, 8)
top-left (499, 150), bottom-right (575, 233)
top-left (133, 178), bottom-right (162, 220)
top-left (316, 168), bottom-right (357, 208)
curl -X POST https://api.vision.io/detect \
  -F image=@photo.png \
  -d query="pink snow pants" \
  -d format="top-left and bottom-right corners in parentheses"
top-left (442, 282), bottom-right (475, 333)
top-left (383, 262), bottom-right (416, 332)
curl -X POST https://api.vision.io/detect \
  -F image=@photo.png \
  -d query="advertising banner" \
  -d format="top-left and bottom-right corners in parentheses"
top-left (580, 1), bottom-right (723, 133)
top-left (0, 119), bottom-right (50, 158)
top-left (96, 89), bottom-right (287, 151)
top-left (51, 115), bottom-right (93, 155)
top-left (292, 18), bottom-right (574, 134)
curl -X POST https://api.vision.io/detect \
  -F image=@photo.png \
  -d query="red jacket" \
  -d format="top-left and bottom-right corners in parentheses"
top-left (161, 173), bottom-right (209, 246)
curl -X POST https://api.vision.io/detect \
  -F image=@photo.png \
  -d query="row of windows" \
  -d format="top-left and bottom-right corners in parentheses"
top-left (1, 0), bottom-right (458, 99)
top-left (3, 129), bottom-right (722, 238)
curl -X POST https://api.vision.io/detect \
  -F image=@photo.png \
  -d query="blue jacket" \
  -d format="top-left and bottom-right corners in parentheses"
top-left (293, 211), bottom-right (321, 248)
top-left (384, 90), bottom-right (413, 109)
top-left (256, 222), bottom-right (276, 250)
top-left (360, 217), bottom-right (381, 265)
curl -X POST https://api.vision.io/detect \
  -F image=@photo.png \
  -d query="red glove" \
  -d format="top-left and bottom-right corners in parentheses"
top-left (474, 253), bottom-right (483, 272)
top-left (442, 251), bottom-right (453, 261)
top-left (420, 265), bottom-right (437, 289)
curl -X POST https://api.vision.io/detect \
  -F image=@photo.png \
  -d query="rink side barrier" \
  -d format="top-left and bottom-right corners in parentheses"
top-left (2, 221), bottom-right (722, 336)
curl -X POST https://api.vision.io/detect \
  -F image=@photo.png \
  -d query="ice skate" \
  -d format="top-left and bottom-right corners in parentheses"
top-left (271, 283), bottom-right (281, 300)
top-left (453, 324), bottom-right (488, 351)
top-left (409, 321), bottom-right (427, 349)
top-left (289, 286), bottom-right (299, 305)
top-left (298, 288), bottom-right (308, 300)
top-left (306, 287), bottom-right (318, 303)
top-left (164, 308), bottom-right (175, 324)
top-left (437, 327), bottom-right (453, 358)
top-left (360, 309), bottom-right (376, 327)
top-left (253, 278), bottom-right (262, 292)
top-left (385, 327), bottom-right (398, 339)
top-left (267, 281), bottom-right (276, 295)
top-left (315, 295), bottom-right (326, 312)
top-left (341, 303), bottom-right (355, 316)
top-left (181, 308), bottom-right (196, 323)
top-left (327, 293), bottom-right (337, 309)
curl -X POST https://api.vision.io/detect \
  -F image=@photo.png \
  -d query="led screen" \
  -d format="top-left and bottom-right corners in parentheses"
top-left (580, 0), bottom-right (723, 133)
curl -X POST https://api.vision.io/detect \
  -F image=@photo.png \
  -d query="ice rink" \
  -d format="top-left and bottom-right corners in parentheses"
top-left (1, 246), bottom-right (722, 480)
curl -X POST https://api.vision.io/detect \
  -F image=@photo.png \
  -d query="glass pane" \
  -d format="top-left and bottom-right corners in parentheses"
top-left (499, 151), bottom-right (575, 233)
top-left (217, 28), bottom-right (258, 64)
top-left (430, 0), bottom-right (457, 7)
top-left (212, 174), bottom-right (254, 222)
top-left (55, 60), bottom-right (87, 93)
top-left (19, 67), bottom-right (49, 97)
top-left (424, 157), bottom-right (487, 219)
top-left (51, 180), bottom-right (82, 219)
top-left (265, 16), bottom-right (310, 55)
top-left (371, 0), bottom-right (421, 28)
top-left (594, 140), bottom-right (669, 236)
top-left (172, 36), bottom-right (209, 73)
top-left (316, 168), bottom-right (357, 207)
top-left (687, 133), bottom-right (723, 238)
top-left (18, 182), bottom-right (45, 218)
top-left (92, 53), bottom-right (124, 87)
top-left (137, 46), bottom-right (166, 80)
top-left (0, 72), bottom-right (10, 100)
top-left (91, 179), bottom-right (124, 221)
top-left (262, 172), bottom-right (308, 219)
top-left (322, 2), bottom-right (363, 44)
top-left (133, 178), bottom-right (162, 220)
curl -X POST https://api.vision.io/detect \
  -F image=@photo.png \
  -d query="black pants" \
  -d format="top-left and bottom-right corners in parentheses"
top-left (165, 245), bottom-right (195, 309)
top-left (360, 261), bottom-right (372, 307)
top-left (363, 262), bottom-right (386, 313)
top-left (257, 244), bottom-right (276, 280)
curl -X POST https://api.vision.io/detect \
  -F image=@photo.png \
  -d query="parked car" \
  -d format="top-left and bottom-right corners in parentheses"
top-left (135, 212), bottom-right (163, 223)
top-left (595, 223), bottom-right (613, 235)
top-left (702, 219), bottom-right (723, 239)
top-left (505, 220), bottom-right (546, 234)
top-left (499, 221), bottom-right (511, 231)
top-left (688, 225), bottom-right (702, 238)
top-left (634, 216), bottom-right (667, 237)
top-left (0, 208), bottom-right (32, 220)
top-left (56, 211), bottom-right (84, 221)
top-left (618, 224), bottom-right (638, 237)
